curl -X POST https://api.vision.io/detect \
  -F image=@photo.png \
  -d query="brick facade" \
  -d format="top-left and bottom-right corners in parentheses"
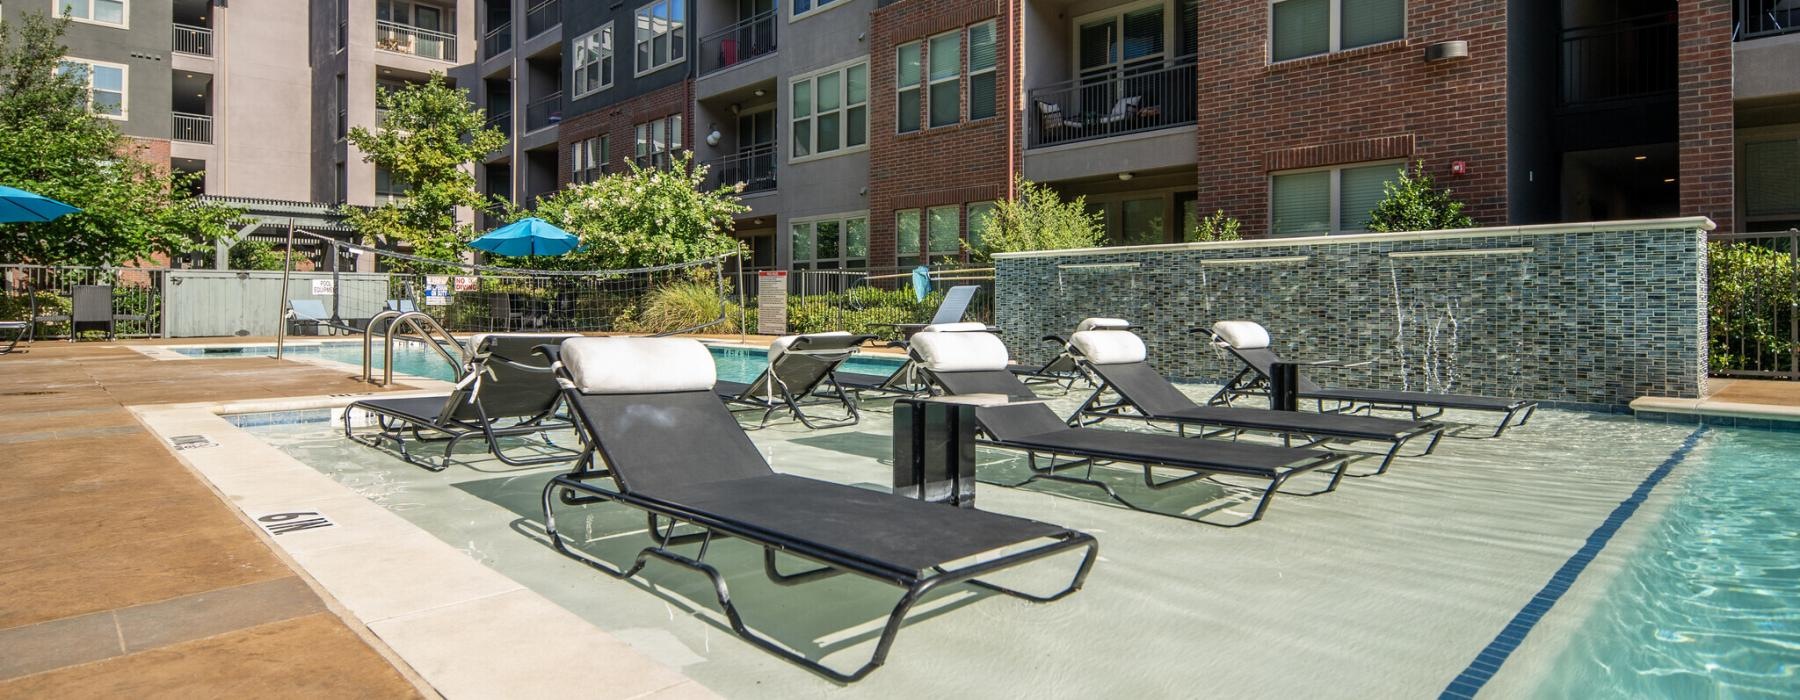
top-left (1676, 0), bottom-right (1735, 233)
top-left (129, 137), bottom-right (172, 173)
top-left (556, 80), bottom-right (695, 188)
top-left (867, 0), bottom-right (1013, 266)
top-left (1192, 0), bottom-right (1511, 235)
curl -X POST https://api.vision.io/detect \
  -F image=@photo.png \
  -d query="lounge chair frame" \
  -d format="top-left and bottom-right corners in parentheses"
top-left (718, 334), bottom-right (874, 428)
top-left (0, 321), bottom-right (24, 354)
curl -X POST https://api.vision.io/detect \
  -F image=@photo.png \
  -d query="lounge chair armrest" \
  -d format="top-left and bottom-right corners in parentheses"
top-left (486, 357), bottom-right (556, 374)
top-left (1040, 334), bottom-right (1068, 345)
top-left (532, 344), bottom-right (564, 363)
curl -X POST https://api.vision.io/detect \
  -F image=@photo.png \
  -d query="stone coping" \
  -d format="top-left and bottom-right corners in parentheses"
top-left (1630, 395), bottom-right (1800, 422)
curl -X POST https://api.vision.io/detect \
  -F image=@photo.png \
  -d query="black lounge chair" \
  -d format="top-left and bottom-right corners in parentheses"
top-left (834, 322), bottom-right (989, 398)
top-left (1065, 326), bottom-right (1446, 476)
top-left (715, 331), bottom-right (876, 428)
top-left (1010, 317), bottom-right (1134, 389)
top-left (536, 337), bottom-right (1097, 683)
top-left (909, 330), bottom-right (1348, 527)
top-left (888, 284), bottom-right (993, 340)
top-left (1207, 321), bottom-right (1538, 438)
top-left (342, 333), bottom-right (581, 470)
top-left (0, 321), bottom-right (24, 354)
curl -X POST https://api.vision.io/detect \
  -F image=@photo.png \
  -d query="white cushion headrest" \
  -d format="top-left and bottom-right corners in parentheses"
top-left (1070, 330), bottom-right (1146, 365)
top-left (1075, 317), bottom-right (1131, 332)
top-left (911, 331), bottom-right (1010, 372)
top-left (768, 331), bottom-right (849, 364)
top-left (1212, 321), bottom-right (1271, 350)
top-left (921, 321), bottom-right (988, 333)
top-left (561, 337), bottom-right (716, 394)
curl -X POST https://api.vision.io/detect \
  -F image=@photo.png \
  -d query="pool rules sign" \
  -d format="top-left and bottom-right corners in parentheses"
top-left (757, 271), bottom-right (787, 335)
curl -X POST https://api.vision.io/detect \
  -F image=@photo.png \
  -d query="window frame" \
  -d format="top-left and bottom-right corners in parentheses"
top-left (894, 209), bottom-right (923, 264)
top-left (1739, 126), bottom-right (1800, 229)
top-left (790, 0), bottom-right (846, 23)
top-left (788, 211), bottom-right (869, 270)
top-left (571, 135), bottom-right (610, 184)
top-left (633, 115), bottom-right (683, 167)
top-left (1267, 159), bottom-right (1406, 236)
top-left (965, 21), bottom-right (998, 122)
top-left (1267, 0), bottom-right (1405, 64)
top-left (56, 0), bottom-right (129, 29)
top-left (896, 41), bottom-right (923, 134)
top-left (572, 22), bottom-right (615, 99)
top-left (1070, 0), bottom-right (1170, 82)
top-left (926, 29), bottom-right (961, 129)
top-left (632, 0), bottom-right (687, 77)
top-left (788, 58), bottom-right (869, 164)
top-left (59, 57), bottom-right (128, 120)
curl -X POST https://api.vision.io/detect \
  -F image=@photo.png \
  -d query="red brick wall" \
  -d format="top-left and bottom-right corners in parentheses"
top-left (1194, 0), bottom-right (1510, 235)
top-left (1676, 0), bottom-right (1734, 232)
top-left (556, 80), bottom-right (695, 187)
top-left (868, 0), bottom-right (1014, 265)
top-left (129, 137), bottom-right (171, 173)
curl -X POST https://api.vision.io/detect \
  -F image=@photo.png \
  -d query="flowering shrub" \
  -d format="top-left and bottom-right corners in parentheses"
top-left (504, 152), bottom-right (750, 271)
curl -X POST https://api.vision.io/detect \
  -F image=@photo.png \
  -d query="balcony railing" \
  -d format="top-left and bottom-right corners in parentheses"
top-left (1026, 58), bottom-right (1197, 149)
top-left (486, 110), bottom-right (513, 139)
top-left (484, 21), bottom-right (512, 58)
top-left (525, 92), bottom-right (562, 132)
top-left (173, 112), bottom-right (212, 144)
top-left (703, 143), bottom-right (777, 194)
top-left (1738, 0), bottom-right (1800, 40)
top-left (172, 24), bottom-right (212, 56)
top-left (526, 0), bottom-right (560, 38)
top-left (699, 10), bottom-right (777, 77)
top-left (376, 20), bottom-right (457, 62)
top-left (1559, 14), bottom-right (1676, 106)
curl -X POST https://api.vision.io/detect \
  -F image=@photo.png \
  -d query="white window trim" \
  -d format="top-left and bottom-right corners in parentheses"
top-left (632, 0), bottom-right (687, 78)
top-left (788, 57), bottom-right (869, 165)
top-left (789, 0), bottom-right (848, 24)
top-left (1267, 0), bottom-right (1407, 65)
top-left (571, 22), bottom-right (615, 99)
top-left (1268, 159), bottom-right (1406, 236)
top-left (789, 211), bottom-right (870, 269)
top-left (55, 0), bottom-right (129, 29)
top-left (896, 41), bottom-right (922, 134)
top-left (966, 21), bottom-right (999, 122)
top-left (925, 29), bottom-right (961, 129)
top-left (61, 57), bottom-right (128, 120)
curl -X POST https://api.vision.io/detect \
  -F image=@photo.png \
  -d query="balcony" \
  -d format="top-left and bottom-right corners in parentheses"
top-left (486, 110), bottom-right (512, 139)
top-left (703, 143), bottom-right (777, 194)
top-left (484, 21), bottom-right (513, 58)
top-left (526, 0), bottom-right (560, 38)
top-left (173, 113), bottom-right (212, 144)
top-left (699, 10), bottom-right (777, 77)
top-left (1559, 14), bottom-right (1676, 107)
top-left (1738, 0), bottom-right (1800, 40)
top-left (376, 21), bottom-right (457, 62)
top-left (1026, 59), bottom-right (1197, 149)
top-left (172, 24), bottom-right (212, 56)
top-left (525, 92), bottom-right (562, 132)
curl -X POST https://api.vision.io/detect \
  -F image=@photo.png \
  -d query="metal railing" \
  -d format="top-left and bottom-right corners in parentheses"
top-left (1709, 230), bottom-right (1800, 379)
top-left (703, 143), bottom-right (777, 193)
top-left (363, 310), bottom-right (467, 386)
top-left (736, 265), bottom-right (995, 339)
top-left (376, 20), bottom-right (457, 62)
top-left (486, 110), bottom-right (512, 139)
top-left (1027, 58), bottom-right (1197, 149)
top-left (173, 112), bottom-right (213, 144)
top-left (1559, 14), bottom-right (1677, 106)
top-left (1737, 0), bottom-right (1800, 40)
top-left (172, 24), bottom-right (212, 56)
top-left (1, 265), bottom-right (166, 340)
top-left (699, 10), bottom-right (777, 77)
top-left (526, 0), bottom-right (560, 38)
top-left (525, 91), bottom-right (562, 132)
top-left (484, 21), bottom-right (512, 58)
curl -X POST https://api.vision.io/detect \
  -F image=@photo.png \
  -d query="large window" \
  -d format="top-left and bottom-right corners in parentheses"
top-left (1078, 4), bottom-right (1164, 82)
top-left (572, 23), bottom-right (614, 97)
top-left (571, 135), bottom-right (609, 183)
top-left (927, 31), bottom-right (960, 128)
top-left (790, 61), bottom-right (867, 161)
top-left (895, 209), bottom-right (922, 263)
top-left (967, 22), bottom-right (998, 121)
top-left (895, 204), bottom-right (982, 262)
top-left (1270, 161), bottom-right (1401, 236)
top-left (899, 21), bottom-right (996, 132)
top-left (634, 0), bottom-right (686, 75)
top-left (634, 115), bottom-right (682, 167)
top-left (1745, 138), bottom-right (1800, 229)
top-left (57, 59), bottom-right (126, 119)
top-left (58, 0), bottom-right (126, 27)
top-left (896, 42), bottom-right (922, 134)
top-left (927, 206), bottom-right (961, 255)
top-left (967, 201), bottom-right (998, 253)
top-left (1271, 0), bottom-right (1403, 62)
top-left (791, 214), bottom-right (868, 269)
top-left (791, 0), bottom-right (843, 22)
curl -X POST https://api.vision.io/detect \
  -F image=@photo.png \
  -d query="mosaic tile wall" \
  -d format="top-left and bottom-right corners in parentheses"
top-left (994, 224), bottom-right (1709, 407)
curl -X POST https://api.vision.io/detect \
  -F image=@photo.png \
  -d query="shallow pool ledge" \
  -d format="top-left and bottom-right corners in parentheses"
top-left (1631, 395), bottom-right (1800, 429)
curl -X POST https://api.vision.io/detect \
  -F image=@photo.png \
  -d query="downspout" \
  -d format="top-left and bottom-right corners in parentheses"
top-left (1006, 0), bottom-right (1019, 200)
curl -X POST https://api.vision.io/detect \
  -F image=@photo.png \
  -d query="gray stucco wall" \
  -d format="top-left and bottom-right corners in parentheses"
top-left (994, 219), bottom-right (1712, 408)
top-left (2, 2), bottom-right (175, 141)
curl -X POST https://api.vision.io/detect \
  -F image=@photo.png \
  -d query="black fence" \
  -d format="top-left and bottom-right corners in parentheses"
top-left (699, 10), bottom-right (777, 76)
top-left (1559, 14), bottom-right (1677, 106)
top-left (1737, 0), bottom-right (1800, 40)
top-left (1710, 230), bottom-right (1800, 379)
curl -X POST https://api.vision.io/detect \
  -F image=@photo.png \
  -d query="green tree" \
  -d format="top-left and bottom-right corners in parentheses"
top-left (226, 240), bottom-right (285, 271)
top-left (968, 176), bottom-right (1105, 262)
top-left (0, 12), bottom-right (241, 266)
top-left (507, 153), bottom-right (748, 270)
top-left (1366, 161), bottom-right (1476, 233)
top-left (1188, 209), bottom-right (1242, 242)
top-left (342, 73), bottom-right (507, 266)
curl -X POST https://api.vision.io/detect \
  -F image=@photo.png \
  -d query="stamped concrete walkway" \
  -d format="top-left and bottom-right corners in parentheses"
top-left (0, 342), bottom-right (427, 697)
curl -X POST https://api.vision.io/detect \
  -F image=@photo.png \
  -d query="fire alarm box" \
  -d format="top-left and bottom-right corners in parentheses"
top-left (1450, 161), bottom-right (1468, 176)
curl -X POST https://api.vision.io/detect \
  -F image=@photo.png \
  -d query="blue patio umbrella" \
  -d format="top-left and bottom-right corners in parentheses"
top-left (467, 217), bottom-right (581, 257)
top-left (0, 185), bottom-right (81, 223)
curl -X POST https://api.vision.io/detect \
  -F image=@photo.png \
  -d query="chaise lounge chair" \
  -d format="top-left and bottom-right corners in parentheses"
top-left (342, 333), bottom-right (581, 470)
top-left (536, 337), bottom-right (1097, 682)
top-left (715, 331), bottom-right (876, 428)
top-left (835, 322), bottom-right (989, 398)
top-left (910, 330), bottom-right (1348, 527)
top-left (0, 320), bottom-right (25, 354)
top-left (888, 284), bottom-right (991, 340)
top-left (1010, 317), bottom-right (1134, 389)
top-left (1066, 325), bottom-right (1446, 475)
top-left (1207, 321), bottom-right (1538, 438)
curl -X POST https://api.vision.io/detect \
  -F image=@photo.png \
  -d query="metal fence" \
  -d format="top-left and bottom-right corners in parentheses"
top-left (1738, 0), bottom-right (1800, 40)
top-left (727, 265), bottom-right (995, 339)
top-left (703, 143), bottom-right (777, 194)
top-left (172, 24), bottom-right (212, 56)
top-left (698, 10), bottom-right (777, 76)
top-left (1559, 14), bottom-right (1677, 106)
top-left (525, 91), bottom-right (563, 132)
top-left (1709, 230), bottom-right (1800, 379)
top-left (173, 112), bottom-right (212, 144)
top-left (1, 265), bottom-right (166, 340)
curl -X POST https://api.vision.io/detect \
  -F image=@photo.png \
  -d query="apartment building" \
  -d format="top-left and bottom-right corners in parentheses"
top-left (466, 0), bottom-right (570, 212)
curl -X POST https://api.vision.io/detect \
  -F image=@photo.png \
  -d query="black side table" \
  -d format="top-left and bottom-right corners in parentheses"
top-left (893, 397), bottom-right (979, 508)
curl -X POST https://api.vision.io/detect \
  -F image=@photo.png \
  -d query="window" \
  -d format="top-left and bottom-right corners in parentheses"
top-left (57, 0), bottom-right (126, 27)
top-left (1271, 0), bottom-right (1403, 62)
top-left (572, 23), bottom-right (614, 97)
top-left (1270, 161), bottom-right (1402, 236)
top-left (927, 205), bottom-right (961, 255)
top-left (967, 22), bottom-right (997, 121)
top-left (571, 135), bottom-right (609, 183)
top-left (634, 115), bottom-right (682, 167)
top-left (967, 201), bottom-right (997, 253)
top-left (1078, 5), bottom-right (1164, 83)
top-left (927, 31), bottom-right (960, 128)
top-left (896, 42), bottom-right (922, 133)
top-left (791, 0), bottom-right (842, 21)
top-left (57, 59), bottom-right (125, 118)
top-left (895, 209), bottom-right (922, 263)
top-left (790, 214), bottom-right (867, 269)
top-left (1120, 198), bottom-right (1164, 245)
top-left (790, 61), bottom-right (867, 160)
top-left (376, 166), bottom-right (410, 201)
top-left (1746, 138), bottom-right (1800, 223)
top-left (634, 0), bottom-right (686, 75)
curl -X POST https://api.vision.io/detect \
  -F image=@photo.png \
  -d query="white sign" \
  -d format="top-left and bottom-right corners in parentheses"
top-left (310, 279), bottom-right (335, 296)
top-left (757, 271), bottom-right (788, 335)
top-left (253, 511), bottom-right (336, 536)
top-left (425, 275), bottom-right (451, 306)
top-left (168, 434), bottom-right (218, 451)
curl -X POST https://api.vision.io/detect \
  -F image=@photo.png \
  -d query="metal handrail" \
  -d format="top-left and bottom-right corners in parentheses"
top-left (362, 310), bottom-right (467, 385)
top-left (173, 24), bottom-right (212, 56)
top-left (526, 0), bottom-right (560, 38)
top-left (698, 9), bottom-right (777, 76)
top-left (376, 20), bottom-right (458, 62)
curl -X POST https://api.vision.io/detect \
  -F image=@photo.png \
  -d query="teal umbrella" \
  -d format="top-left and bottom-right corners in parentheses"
top-left (0, 185), bottom-right (81, 222)
top-left (467, 217), bottom-right (581, 257)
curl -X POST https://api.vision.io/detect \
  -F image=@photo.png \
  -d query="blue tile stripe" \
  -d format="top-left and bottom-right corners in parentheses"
top-left (1439, 426), bottom-right (1710, 699)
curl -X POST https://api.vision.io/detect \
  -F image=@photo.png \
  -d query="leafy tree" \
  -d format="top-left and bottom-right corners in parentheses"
top-left (0, 12), bottom-right (241, 266)
top-left (1366, 161), bottom-right (1476, 233)
top-left (968, 176), bottom-right (1105, 262)
top-left (226, 239), bottom-right (285, 271)
top-left (1188, 209), bottom-right (1242, 242)
top-left (505, 153), bottom-right (748, 270)
top-left (342, 73), bottom-right (507, 266)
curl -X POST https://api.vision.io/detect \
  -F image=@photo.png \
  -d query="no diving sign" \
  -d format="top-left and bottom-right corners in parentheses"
top-left (253, 511), bottom-right (336, 536)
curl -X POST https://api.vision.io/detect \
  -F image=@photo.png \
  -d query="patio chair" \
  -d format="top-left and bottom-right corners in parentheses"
top-left (1035, 99), bottom-right (1085, 131)
top-left (536, 336), bottom-right (1097, 683)
top-left (1066, 327), bottom-right (1446, 476)
top-left (888, 285), bottom-right (991, 340)
top-left (1096, 95), bottom-right (1142, 126)
top-left (1010, 317), bottom-right (1134, 389)
top-left (716, 331), bottom-right (877, 428)
top-left (385, 299), bottom-right (419, 313)
top-left (342, 333), bottom-right (581, 470)
top-left (910, 330), bottom-right (1348, 527)
top-left (0, 321), bottom-right (25, 354)
top-left (1207, 321), bottom-right (1538, 438)
top-left (835, 321), bottom-right (988, 398)
top-left (286, 299), bottom-right (338, 336)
